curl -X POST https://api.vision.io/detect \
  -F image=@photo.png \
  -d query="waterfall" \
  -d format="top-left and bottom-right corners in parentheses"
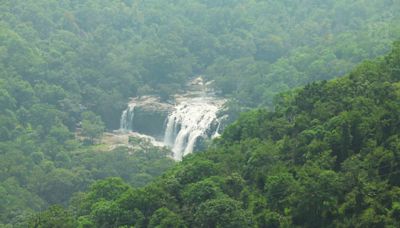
top-left (120, 103), bottom-right (136, 131)
top-left (118, 77), bottom-right (226, 161)
top-left (163, 97), bottom-right (222, 160)
top-left (212, 120), bottom-right (222, 139)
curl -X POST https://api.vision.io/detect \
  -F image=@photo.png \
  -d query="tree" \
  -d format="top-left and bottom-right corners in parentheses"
top-left (182, 179), bottom-right (222, 206)
top-left (36, 169), bottom-right (78, 205)
top-left (194, 198), bottom-right (253, 228)
top-left (291, 169), bottom-right (342, 227)
top-left (149, 207), bottom-right (186, 228)
top-left (81, 111), bottom-right (105, 144)
top-left (29, 205), bottom-right (77, 228)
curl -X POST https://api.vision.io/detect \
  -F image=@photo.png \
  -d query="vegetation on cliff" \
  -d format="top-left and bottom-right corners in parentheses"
top-left (1, 0), bottom-right (400, 226)
top-left (32, 42), bottom-right (400, 227)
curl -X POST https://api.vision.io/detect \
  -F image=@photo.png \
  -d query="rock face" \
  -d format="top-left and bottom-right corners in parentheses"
top-left (119, 77), bottom-right (227, 160)
top-left (120, 96), bottom-right (173, 140)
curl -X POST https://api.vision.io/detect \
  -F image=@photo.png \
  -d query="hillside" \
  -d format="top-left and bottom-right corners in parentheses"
top-left (1, 0), bottom-right (399, 128)
top-left (1, 0), bottom-right (400, 227)
top-left (31, 43), bottom-right (400, 227)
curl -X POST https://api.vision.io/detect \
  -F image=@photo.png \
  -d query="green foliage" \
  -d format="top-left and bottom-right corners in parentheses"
top-left (80, 111), bottom-right (105, 144)
top-left (149, 207), bottom-right (186, 228)
top-left (193, 198), bottom-right (253, 228)
top-left (1, 0), bottom-right (400, 226)
top-left (45, 43), bottom-right (400, 227)
top-left (0, 0), bottom-right (399, 130)
top-left (29, 206), bottom-right (77, 228)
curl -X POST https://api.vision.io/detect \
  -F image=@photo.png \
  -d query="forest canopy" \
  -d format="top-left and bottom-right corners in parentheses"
top-left (32, 41), bottom-right (400, 228)
top-left (1, 0), bottom-right (399, 128)
top-left (1, 0), bottom-right (400, 227)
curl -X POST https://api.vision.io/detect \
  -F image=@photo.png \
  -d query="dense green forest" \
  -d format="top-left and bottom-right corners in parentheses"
top-left (1, 0), bottom-right (399, 127)
top-left (32, 41), bottom-right (400, 227)
top-left (1, 0), bottom-right (400, 227)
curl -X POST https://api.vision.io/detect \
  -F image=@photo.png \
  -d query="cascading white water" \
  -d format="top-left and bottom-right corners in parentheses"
top-left (163, 97), bottom-right (223, 160)
top-left (118, 77), bottom-right (226, 161)
top-left (212, 120), bottom-right (222, 139)
top-left (120, 103), bottom-right (136, 131)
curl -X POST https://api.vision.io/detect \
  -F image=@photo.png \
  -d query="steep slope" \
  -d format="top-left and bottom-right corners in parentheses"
top-left (1, 0), bottom-right (400, 226)
top-left (33, 42), bottom-right (400, 227)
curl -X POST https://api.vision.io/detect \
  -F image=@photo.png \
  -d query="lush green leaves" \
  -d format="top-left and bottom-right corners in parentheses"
top-left (47, 43), bottom-right (400, 227)
top-left (1, 0), bottom-right (400, 226)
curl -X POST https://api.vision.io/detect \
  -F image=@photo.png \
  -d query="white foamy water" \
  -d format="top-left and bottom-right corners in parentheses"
top-left (119, 77), bottom-right (225, 160)
top-left (120, 103), bottom-right (136, 131)
top-left (163, 97), bottom-right (223, 160)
